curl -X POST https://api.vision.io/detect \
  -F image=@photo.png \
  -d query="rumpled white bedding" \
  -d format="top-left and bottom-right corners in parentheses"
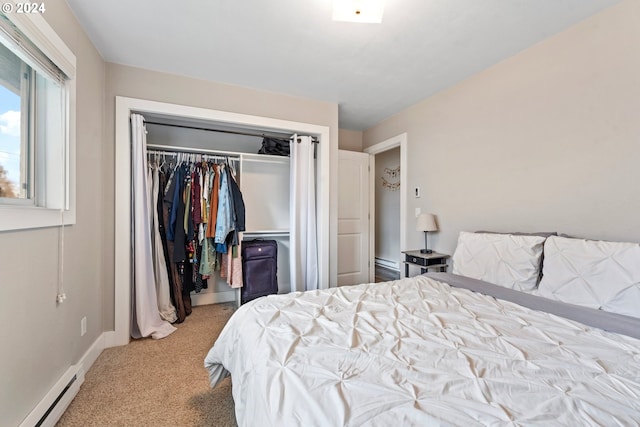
top-left (205, 276), bottom-right (640, 426)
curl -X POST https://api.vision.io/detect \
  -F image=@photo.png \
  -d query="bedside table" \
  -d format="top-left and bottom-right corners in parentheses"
top-left (401, 250), bottom-right (450, 277)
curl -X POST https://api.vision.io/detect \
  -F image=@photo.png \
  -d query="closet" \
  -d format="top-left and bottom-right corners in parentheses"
top-left (112, 96), bottom-right (331, 346)
top-left (144, 116), bottom-right (292, 308)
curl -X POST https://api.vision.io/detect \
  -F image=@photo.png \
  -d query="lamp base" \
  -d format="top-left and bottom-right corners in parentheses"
top-left (421, 232), bottom-right (433, 254)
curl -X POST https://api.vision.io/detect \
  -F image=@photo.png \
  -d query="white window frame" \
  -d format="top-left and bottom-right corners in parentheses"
top-left (0, 7), bottom-right (76, 231)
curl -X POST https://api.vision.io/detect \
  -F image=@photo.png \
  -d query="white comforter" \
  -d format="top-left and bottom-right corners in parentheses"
top-left (205, 276), bottom-right (640, 426)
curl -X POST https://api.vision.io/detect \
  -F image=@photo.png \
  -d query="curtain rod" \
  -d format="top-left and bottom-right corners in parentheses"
top-left (144, 120), bottom-right (318, 143)
top-left (144, 120), bottom-right (290, 140)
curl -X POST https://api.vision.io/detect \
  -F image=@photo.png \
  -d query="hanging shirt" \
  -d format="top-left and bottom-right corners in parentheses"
top-left (228, 169), bottom-right (246, 233)
top-left (184, 179), bottom-right (194, 241)
top-left (206, 164), bottom-right (220, 239)
top-left (191, 166), bottom-right (202, 225)
top-left (201, 164), bottom-right (208, 224)
top-left (214, 165), bottom-right (234, 252)
top-left (172, 165), bottom-right (188, 263)
top-left (226, 165), bottom-right (238, 247)
top-left (199, 234), bottom-right (213, 277)
top-left (164, 164), bottom-right (182, 242)
top-left (228, 237), bottom-right (243, 289)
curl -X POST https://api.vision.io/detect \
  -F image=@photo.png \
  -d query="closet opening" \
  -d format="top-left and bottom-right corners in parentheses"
top-left (111, 96), bottom-right (331, 347)
top-left (144, 117), bottom-right (293, 310)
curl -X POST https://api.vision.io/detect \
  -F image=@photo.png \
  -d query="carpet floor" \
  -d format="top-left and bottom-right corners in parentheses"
top-left (57, 303), bottom-right (238, 427)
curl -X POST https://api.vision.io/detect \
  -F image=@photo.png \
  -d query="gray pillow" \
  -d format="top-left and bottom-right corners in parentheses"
top-left (475, 231), bottom-right (557, 238)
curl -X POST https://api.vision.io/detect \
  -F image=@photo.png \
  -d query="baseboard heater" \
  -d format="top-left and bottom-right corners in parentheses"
top-left (374, 257), bottom-right (399, 271)
top-left (35, 374), bottom-right (77, 426)
top-left (20, 364), bottom-right (84, 427)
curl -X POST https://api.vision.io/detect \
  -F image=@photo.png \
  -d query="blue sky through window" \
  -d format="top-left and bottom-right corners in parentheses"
top-left (0, 84), bottom-right (21, 193)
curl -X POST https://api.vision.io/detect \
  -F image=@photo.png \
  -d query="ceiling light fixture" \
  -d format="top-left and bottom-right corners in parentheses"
top-left (332, 0), bottom-right (384, 24)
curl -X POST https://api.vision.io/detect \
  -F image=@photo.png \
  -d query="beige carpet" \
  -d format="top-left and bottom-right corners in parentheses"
top-left (57, 303), bottom-right (237, 427)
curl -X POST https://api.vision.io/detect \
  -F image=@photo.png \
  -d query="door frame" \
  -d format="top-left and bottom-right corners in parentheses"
top-left (108, 96), bottom-right (331, 347)
top-left (364, 133), bottom-right (407, 279)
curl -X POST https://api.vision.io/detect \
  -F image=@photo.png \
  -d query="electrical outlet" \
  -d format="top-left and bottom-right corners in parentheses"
top-left (414, 187), bottom-right (421, 198)
top-left (415, 207), bottom-right (421, 217)
top-left (81, 317), bottom-right (87, 337)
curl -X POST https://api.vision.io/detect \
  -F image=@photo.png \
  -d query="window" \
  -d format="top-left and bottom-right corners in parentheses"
top-left (0, 11), bottom-right (76, 230)
top-left (1, 41), bottom-right (33, 201)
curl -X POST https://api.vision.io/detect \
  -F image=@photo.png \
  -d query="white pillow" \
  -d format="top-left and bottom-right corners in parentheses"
top-left (537, 236), bottom-right (640, 318)
top-left (452, 231), bottom-right (546, 291)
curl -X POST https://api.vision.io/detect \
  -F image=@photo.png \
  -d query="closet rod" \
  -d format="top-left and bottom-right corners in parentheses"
top-left (147, 143), bottom-right (242, 158)
top-left (144, 120), bottom-right (319, 143)
top-left (146, 149), bottom-right (239, 162)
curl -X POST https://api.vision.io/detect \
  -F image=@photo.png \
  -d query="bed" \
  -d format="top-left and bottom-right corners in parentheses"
top-left (205, 233), bottom-right (640, 426)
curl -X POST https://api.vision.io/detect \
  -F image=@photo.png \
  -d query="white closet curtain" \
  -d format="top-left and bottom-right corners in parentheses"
top-left (290, 135), bottom-right (321, 291)
top-left (131, 113), bottom-right (176, 339)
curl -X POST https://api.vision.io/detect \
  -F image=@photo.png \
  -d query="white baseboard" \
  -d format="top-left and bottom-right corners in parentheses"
top-left (191, 290), bottom-right (237, 306)
top-left (104, 328), bottom-right (129, 348)
top-left (79, 333), bottom-right (105, 377)
top-left (19, 333), bottom-right (106, 427)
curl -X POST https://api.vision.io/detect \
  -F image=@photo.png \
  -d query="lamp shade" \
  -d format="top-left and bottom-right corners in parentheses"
top-left (416, 213), bottom-right (438, 232)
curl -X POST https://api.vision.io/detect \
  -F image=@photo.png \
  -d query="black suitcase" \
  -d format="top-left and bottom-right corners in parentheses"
top-left (241, 239), bottom-right (278, 304)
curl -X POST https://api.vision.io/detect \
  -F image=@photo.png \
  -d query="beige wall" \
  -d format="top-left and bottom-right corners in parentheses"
top-left (0, 1), bottom-right (106, 425)
top-left (339, 128), bottom-right (363, 151)
top-left (103, 63), bottom-right (339, 328)
top-left (364, 0), bottom-right (640, 257)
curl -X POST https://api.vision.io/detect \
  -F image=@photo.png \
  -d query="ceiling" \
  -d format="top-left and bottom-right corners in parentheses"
top-left (65, 0), bottom-right (621, 131)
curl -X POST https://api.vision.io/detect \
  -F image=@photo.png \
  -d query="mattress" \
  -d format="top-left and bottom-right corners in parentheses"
top-left (204, 275), bottom-right (640, 426)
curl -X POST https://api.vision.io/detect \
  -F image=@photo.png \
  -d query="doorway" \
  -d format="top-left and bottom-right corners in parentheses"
top-left (374, 146), bottom-right (401, 281)
top-left (364, 133), bottom-right (407, 283)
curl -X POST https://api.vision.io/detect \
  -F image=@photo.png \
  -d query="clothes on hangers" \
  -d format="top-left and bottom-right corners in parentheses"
top-left (157, 165), bottom-right (186, 323)
top-left (148, 162), bottom-right (178, 323)
top-left (206, 164), bottom-right (220, 239)
top-left (228, 168), bottom-right (246, 234)
top-left (214, 165), bottom-right (233, 253)
top-left (148, 152), bottom-right (247, 323)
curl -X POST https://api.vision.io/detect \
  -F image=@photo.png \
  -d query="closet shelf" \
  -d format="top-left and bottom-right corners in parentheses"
top-left (242, 153), bottom-right (290, 164)
top-left (147, 143), bottom-right (290, 163)
top-left (243, 230), bottom-right (290, 237)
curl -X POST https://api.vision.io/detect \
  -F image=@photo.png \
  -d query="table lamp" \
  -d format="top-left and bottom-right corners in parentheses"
top-left (416, 213), bottom-right (438, 254)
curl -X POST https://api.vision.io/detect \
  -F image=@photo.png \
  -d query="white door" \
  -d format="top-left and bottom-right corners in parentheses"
top-left (338, 150), bottom-right (370, 286)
